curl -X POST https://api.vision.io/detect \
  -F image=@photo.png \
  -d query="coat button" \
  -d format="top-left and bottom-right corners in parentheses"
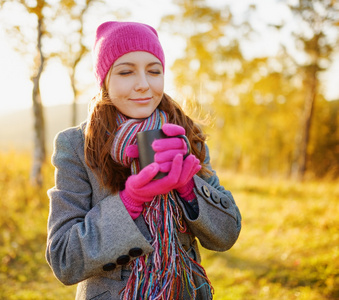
top-left (201, 185), bottom-right (210, 198)
top-left (103, 263), bottom-right (116, 271)
top-left (129, 247), bottom-right (143, 257)
top-left (221, 197), bottom-right (229, 209)
top-left (211, 191), bottom-right (220, 204)
top-left (117, 255), bottom-right (130, 265)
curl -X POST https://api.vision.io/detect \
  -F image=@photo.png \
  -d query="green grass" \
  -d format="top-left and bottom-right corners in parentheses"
top-left (0, 152), bottom-right (338, 299)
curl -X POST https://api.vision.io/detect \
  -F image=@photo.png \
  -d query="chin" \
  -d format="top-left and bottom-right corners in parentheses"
top-left (133, 113), bottom-right (153, 119)
top-left (126, 108), bottom-right (157, 119)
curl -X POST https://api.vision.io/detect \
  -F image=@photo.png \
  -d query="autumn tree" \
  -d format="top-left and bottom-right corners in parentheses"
top-left (287, 0), bottom-right (339, 179)
top-left (0, 0), bottom-right (122, 185)
top-left (0, 0), bottom-right (50, 186)
top-left (161, 0), bottom-right (339, 178)
top-left (56, 0), bottom-right (96, 126)
top-left (308, 98), bottom-right (339, 178)
top-left (161, 0), bottom-right (249, 168)
top-left (160, 0), bottom-right (293, 173)
top-left (55, 0), bottom-right (106, 126)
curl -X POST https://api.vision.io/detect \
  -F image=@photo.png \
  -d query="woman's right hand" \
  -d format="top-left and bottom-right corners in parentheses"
top-left (120, 154), bottom-right (184, 219)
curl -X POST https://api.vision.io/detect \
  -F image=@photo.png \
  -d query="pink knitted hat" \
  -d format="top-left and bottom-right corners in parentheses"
top-left (93, 21), bottom-right (165, 88)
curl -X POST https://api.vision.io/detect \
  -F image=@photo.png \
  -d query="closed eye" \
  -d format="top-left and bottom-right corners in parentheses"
top-left (119, 71), bottom-right (133, 76)
top-left (149, 70), bottom-right (161, 75)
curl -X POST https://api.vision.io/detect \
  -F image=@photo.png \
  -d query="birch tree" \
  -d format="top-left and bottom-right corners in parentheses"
top-left (0, 0), bottom-right (49, 186)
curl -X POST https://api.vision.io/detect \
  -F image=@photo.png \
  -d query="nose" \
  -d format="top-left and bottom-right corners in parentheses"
top-left (134, 73), bottom-right (150, 92)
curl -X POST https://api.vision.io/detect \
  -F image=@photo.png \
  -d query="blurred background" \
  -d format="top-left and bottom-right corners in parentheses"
top-left (0, 0), bottom-right (338, 299)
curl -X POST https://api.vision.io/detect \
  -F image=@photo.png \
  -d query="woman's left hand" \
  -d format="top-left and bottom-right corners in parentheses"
top-left (152, 123), bottom-right (188, 173)
top-left (174, 153), bottom-right (201, 201)
top-left (175, 154), bottom-right (201, 190)
top-left (126, 123), bottom-right (189, 173)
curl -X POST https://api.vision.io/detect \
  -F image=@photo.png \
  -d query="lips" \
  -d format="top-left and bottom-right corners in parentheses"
top-left (130, 97), bottom-right (152, 103)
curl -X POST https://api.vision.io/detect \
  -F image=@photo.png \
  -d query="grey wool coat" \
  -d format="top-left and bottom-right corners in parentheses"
top-left (46, 123), bottom-right (242, 300)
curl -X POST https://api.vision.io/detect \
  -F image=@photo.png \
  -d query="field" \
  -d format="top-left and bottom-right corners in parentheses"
top-left (0, 152), bottom-right (338, 299)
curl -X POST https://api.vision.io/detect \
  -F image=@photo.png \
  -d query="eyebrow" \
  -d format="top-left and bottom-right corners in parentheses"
top-left (113, 62), bottom-right (162, 68)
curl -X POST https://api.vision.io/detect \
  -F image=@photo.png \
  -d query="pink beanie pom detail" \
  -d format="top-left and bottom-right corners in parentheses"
top-left (93, 21), bottom-right (165, 88)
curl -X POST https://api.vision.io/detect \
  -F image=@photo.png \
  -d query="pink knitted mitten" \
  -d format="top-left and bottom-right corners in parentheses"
top-left (174, 154), bottom-right (201, 201)
top-left (120, 155), bottom-right (185, 219)
top-left (152, 123), bottom-right (187, 173)
top-left (125, 123), bottom-right (188, 173)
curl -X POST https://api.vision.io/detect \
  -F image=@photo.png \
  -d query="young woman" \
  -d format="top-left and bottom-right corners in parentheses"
top-left (46, 21), bottom-right (241, 300)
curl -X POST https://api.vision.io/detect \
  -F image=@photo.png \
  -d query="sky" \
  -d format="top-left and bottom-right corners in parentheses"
top-left (0, 0), bottom-right (338, 116)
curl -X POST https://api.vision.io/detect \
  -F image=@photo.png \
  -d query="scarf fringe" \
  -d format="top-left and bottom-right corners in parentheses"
top-left (121, 193), bottom-right (212, 300)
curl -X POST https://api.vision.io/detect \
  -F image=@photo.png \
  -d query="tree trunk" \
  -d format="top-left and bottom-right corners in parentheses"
top-left (295, 65), bottom-right (317, 180)
top-left (30, 18), bottom-right (46, 187)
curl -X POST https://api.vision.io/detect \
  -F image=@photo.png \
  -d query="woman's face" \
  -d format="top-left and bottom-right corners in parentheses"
top-left (105, 51), bottom-right (164, 119)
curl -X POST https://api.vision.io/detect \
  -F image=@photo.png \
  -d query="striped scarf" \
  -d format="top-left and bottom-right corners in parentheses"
top-left (111, 109), bottom-right (212, 300)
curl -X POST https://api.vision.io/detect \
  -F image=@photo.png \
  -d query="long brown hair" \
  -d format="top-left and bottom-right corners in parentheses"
top-left (84, 90), bottom-right (211, 194)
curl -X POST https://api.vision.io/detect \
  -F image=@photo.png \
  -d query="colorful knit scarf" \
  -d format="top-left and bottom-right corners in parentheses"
top-left (110, 109), bottom-right (212, 299)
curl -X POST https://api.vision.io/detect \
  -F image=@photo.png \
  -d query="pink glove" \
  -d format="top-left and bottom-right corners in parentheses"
top-left (175, 154), bottom-right (201, 201)
top-left (156, 124), bottom-right (201, 201)
top-left (152, 124), bottom-right (188, 173)
top-left (120, 155), bottom-right (184, 219)
top-left (125, 124), bottom-right (188, 173)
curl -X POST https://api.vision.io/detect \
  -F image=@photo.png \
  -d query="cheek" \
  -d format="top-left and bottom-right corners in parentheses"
top-left (151, 77), bottom-right (164, 95)
top-left (107, 79), bottom-right (128, 100)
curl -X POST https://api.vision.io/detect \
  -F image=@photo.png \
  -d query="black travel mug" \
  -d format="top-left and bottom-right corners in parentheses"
top-left (136, 129), bottom-right (191, 179)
